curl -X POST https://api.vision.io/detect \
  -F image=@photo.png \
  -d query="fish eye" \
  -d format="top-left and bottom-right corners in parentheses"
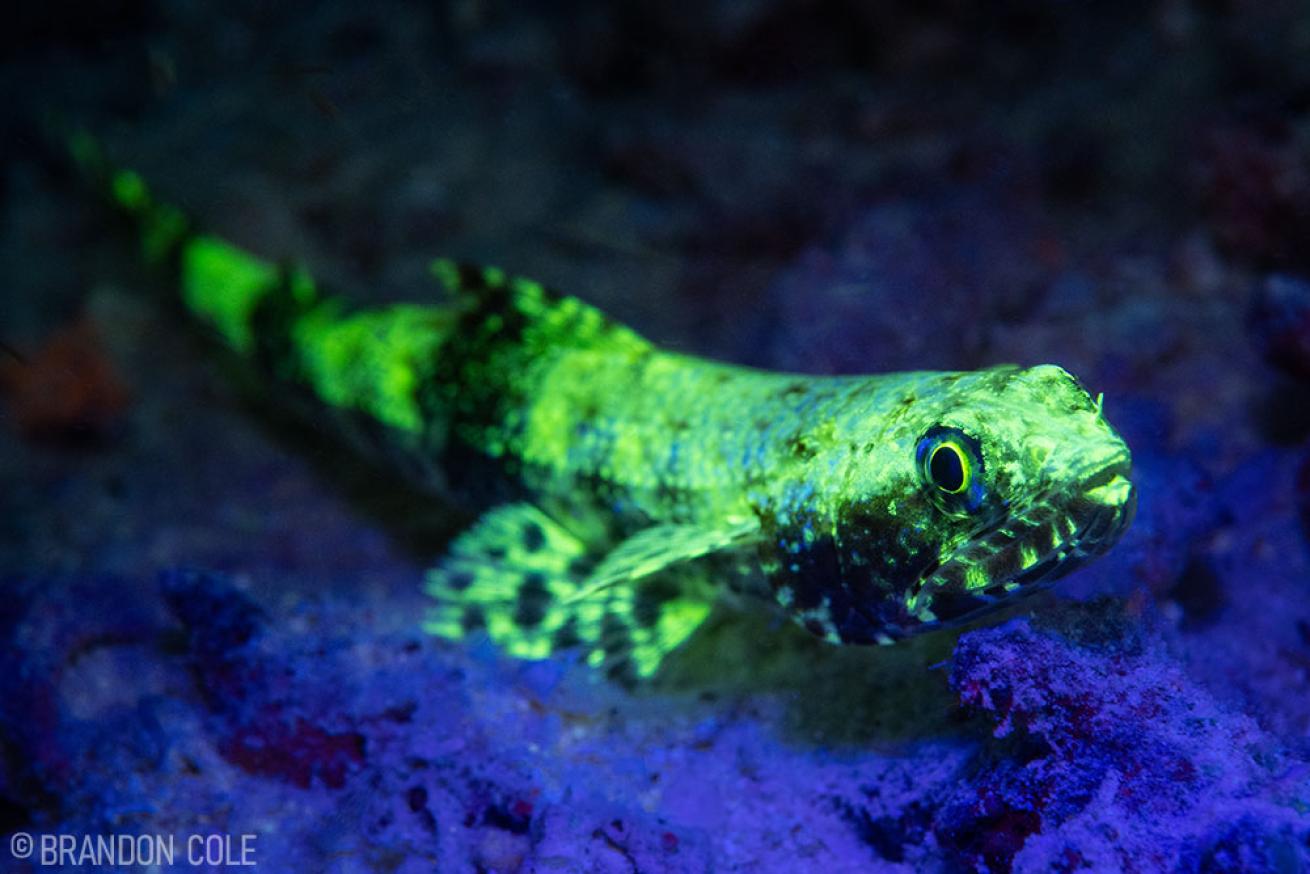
top-left (929, 442), bottom-right (968, 494)
top-left (916, 426), bottom-right (987, 513)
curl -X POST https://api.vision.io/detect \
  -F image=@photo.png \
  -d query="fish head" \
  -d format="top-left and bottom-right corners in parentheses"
top-left (770, 364), bottom-right (1135, 643)
top-left (892, 363), bottom-right (1136, 628)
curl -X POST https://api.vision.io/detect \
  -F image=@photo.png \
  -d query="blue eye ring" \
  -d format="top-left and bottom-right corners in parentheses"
top-left (916, 426), bottom-right (987, 514)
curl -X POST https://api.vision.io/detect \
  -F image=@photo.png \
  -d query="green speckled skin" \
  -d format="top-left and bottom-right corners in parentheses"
top-left (79, 139), bottom-right (1136, 677)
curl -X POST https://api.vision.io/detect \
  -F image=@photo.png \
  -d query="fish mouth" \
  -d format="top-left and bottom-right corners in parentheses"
top-left (908, 453), bottom-right (1136, 627)
top-left (1005, 480), bottom-right (1136, 589)
top-left (1058, 452), bottom-right (1136, 557)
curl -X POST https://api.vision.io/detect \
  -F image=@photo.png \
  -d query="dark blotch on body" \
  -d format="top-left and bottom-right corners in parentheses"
top-left (514, 572), bottom-right (551, 628)
top-left (788, 436), bottom-right (817, 460)
top-left (446, 570), bottom-right (475, 592)
top-left (600, 613), bottom-right (630, 655)
top-left (567, 556), bottom-right (595, 579)
top-left (552, 617), bottom-right (582, 650)
top-left (827, 584), bottom-right (881, 644)
top-left (461, 606), bottom-right (486, 632)
top-left (634, 578), bottom-right (678, 628)
top-left (521, 521), bottom-right (545, 552)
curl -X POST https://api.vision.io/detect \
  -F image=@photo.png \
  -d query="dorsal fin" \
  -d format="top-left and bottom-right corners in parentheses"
top-left (428, 257), bottom-right (650, 354)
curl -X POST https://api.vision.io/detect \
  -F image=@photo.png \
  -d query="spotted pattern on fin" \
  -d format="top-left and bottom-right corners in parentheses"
top-left (423, 503), bottom-right (711, 679)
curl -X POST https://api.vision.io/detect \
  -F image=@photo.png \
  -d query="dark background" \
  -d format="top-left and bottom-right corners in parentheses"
top-left (3, 2), bottom-right (1310, 871)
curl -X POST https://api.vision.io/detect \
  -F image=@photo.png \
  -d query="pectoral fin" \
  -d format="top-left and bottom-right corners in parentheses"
top-left (575, 517), bottom-right (760, 595)
top-left (424, 505), bottom-right (756, 680)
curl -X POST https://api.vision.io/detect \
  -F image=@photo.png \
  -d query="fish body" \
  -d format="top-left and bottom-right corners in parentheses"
top-left (78, 138), bottom-right (1136, 680)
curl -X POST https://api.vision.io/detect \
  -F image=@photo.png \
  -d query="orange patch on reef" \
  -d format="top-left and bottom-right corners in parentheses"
top-left (1, 316), bottom-right (132, 441)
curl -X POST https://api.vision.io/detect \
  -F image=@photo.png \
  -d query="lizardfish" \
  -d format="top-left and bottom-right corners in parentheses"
top-left (74, 133), bottom-right (1135, 681)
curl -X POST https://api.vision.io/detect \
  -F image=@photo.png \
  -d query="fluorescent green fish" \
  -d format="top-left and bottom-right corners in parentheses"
top-left (76, 135), bottom-right (1136, 681)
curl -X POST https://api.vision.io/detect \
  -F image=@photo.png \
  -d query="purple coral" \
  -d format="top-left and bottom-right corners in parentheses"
top-left (943, 606), bottom-right (1310, 873)
top-left (161, 569), bottom-right (370, 790)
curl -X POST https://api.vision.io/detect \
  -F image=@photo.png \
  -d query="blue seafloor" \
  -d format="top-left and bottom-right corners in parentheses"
top-left (3, 2), bottom-right (1310, 872)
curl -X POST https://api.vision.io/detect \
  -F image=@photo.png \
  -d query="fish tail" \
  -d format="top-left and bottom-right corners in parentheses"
top-left (66, 130), bottom-right (288, 353)
top-left (67, 131), bottom-right (650, 472)
top-left (66, 130), bottom-right (458, 447)
top-left (68, 129), bottom-right (200, 276)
